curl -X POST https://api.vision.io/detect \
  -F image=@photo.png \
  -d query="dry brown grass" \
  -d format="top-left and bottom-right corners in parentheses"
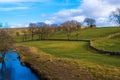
top-left (15, 45), bottom-right (120, 80)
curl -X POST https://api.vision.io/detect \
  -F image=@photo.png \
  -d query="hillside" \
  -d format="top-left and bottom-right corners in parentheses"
top-left (50, 27), bottom-right (120, 40)
top-left (93, 32), bottom-right (120, 52)
top-left (12, 27), bottom-right (120, 42)
top-left (15, 27), bottom-right (120, 80)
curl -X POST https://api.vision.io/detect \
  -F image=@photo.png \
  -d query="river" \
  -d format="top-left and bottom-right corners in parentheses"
top-left (0, 50), bottom-right (39, 80)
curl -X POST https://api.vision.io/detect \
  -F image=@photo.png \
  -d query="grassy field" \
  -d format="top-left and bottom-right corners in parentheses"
top-left (16, 27), bottom-right (120, 80)
top-left (16, 44), bottom-right (120, 80)
top-left (14, 27), bottom-right (120, 42)
top-left (93, 33), bottom-right (120, 52)
top-left (20, 41), bottom-right (120, 67)
top-left (50, 27), bottom-right (120, 40)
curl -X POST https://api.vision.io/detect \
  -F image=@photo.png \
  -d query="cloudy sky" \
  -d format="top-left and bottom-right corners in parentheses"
top-left (0, 0), bottom-right (120, 28)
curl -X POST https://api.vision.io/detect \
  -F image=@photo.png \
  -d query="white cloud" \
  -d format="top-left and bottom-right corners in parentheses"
top-left (10, 23), bottom-right (29, 28)
top-left (0, 0), bottom-right (50, 11)
top-left (80, 0), bottom-right (116, 17)
top-left (0, 6), bottom-right (28, 11)
top-left (0, 0), bottom-right (50, 3)
top-left (45, 0), bottom-right (119, 27)
top-left (70, 16), bottom-right (85, 22)
top-left (45, 8), bottom-right (83, 24)
top-left (45, 20), bottom-right (52, 24)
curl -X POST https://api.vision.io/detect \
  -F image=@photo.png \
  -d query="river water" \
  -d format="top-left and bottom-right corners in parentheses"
top-left (0, 50), bottom-right (39, 80)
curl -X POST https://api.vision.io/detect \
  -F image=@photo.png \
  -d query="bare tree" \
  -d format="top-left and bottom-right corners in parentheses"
top-left (22, 30), bottom-right (28, 41)
top-left (50, 24), bottom-right (59, 32)
top-left (0, 29), bottom-right (14, 56)
top-left (28, 23), bottom-right (36, 40)
top-left (36, 22), bottom-right (48, 40)
top-left (110, 8), bottom-right (120, 27)
top-left (74, 21), bottom-right (81, 40)
top-left (16, 32), bottom-right (20, 37)
top-left (61, 20), bottom-right (81, 40)
top-left (84, 18), bottom-right (96, 28)
top-left (0, 29), bottom-right (14, 72)
top-left (41, 25), bottom-right (54, 40)
top-left (61, 21), bottom-right (72, 40)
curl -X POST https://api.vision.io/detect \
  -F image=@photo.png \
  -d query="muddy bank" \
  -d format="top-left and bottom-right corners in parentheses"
top-left (16, 46), bottom-right (50, 80)
top-left (21, 59), bottom-right (50, 80)
top-left (15, 44), bottom-right (120, 80)
top-left (15, 46), bottom-right (93, 80)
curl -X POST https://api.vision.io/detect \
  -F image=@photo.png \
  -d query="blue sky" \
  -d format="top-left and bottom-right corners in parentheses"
top-left (0, 0), bottom-right (81, 27)
top-left (0, 0), bottom-right (119, 28)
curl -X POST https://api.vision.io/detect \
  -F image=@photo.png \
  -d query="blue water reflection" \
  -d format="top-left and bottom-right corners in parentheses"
top-left (0, 50), bottom-right (39, 80)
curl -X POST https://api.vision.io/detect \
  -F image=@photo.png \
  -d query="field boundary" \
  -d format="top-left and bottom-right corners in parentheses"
top-left (20, 37), bottom-right (120, 56)
top-left (42, 39), bottom-right (120, 56)
top-left (89, 40), bottom-right (120, 56)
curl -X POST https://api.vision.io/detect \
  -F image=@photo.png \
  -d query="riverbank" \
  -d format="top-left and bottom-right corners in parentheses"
top-left (15, 45), bottom-right (120, 80)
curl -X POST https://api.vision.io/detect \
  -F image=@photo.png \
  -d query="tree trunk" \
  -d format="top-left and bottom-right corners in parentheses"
top-left (39, 34), bottom-right (41, 40)
top-left (41, 33), bottom-right (43, 40)
top-left (24, 35), bottom-right (27, 41)
top-left (67, 32), bottom-right (70, 40)
top-left (31, 34), bottom-right (34, 41)
top-left (22, 35), bottom-right (24, 42)
top-left (76, 33), bottom-right (79, 40)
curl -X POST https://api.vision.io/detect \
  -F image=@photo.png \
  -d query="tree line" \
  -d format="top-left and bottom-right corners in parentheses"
top-left (20, 8), bottom-right (120, 41)
top-left (21, 18), bottom-right (96, 41)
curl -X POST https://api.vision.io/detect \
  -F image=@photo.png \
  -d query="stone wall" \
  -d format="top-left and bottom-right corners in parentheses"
top-left (88, 40), bottom-right (120, 56)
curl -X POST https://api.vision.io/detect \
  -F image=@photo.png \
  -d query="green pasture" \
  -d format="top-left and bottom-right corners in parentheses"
top-left (93, 34), bottom-right (120, 52)
top-left (20, 41), bottom-right (120, 67)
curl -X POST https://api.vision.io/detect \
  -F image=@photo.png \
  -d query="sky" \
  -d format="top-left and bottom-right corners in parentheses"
top-left (0, 0), bottom-right (120, 28)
